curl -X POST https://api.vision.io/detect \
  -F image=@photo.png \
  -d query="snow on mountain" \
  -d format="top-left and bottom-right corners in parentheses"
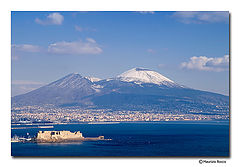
top-left (47, 73), bottom-right (92, 89)
top-left (91, 84), bottom-right (104, 93)
top-left (12, 68), bottom-right (229, 111)
top-left (47, 73), bottom-right (103, 93)
top-left (116, 68), bottom-right (177, 87)
top-left (85, 76), bottom-right (102, 82)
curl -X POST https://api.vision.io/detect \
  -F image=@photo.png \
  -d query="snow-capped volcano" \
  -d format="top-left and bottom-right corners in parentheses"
top-left (117, 68), bottom-right (176, 86)
top-left (12, 68), bottom-right (229, 114)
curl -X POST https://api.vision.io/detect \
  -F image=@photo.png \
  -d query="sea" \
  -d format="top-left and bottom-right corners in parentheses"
top-left (11, 121), bottom-right (229, 157)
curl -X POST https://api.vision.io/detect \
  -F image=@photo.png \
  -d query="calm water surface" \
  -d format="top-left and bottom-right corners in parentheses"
top-left (11, 121), bottom-right (229, 156)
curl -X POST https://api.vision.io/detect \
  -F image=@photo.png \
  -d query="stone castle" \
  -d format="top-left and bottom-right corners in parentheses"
top-left (37, 130), bottom-right (84, 142)
top-left (36, 130), bottom-right (104, 142)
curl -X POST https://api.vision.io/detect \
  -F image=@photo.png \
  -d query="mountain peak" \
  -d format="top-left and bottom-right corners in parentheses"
top-left (47, 73), bottom-right (91, 89)
top-left (64, 73), bottom-right (81, 78)
top-left (117, 67), bottom-right (175, 85)
top-left (134, 67), bottom-right (152, 71)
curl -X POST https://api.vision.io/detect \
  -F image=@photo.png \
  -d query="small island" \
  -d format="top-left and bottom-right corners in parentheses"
top-left (37, 130), bottom-right (106, 143)
top-left (12, 130), bottom-right (109, 143)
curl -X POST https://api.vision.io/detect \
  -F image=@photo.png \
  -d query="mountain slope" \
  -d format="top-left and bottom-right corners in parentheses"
top-left (12, 68), bottom-right (229, 114)
top-left (12, 73), bottom-right (97, 106)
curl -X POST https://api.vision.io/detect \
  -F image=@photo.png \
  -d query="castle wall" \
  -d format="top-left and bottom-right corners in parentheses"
top-left (37, 131), bottom-right (84, 142)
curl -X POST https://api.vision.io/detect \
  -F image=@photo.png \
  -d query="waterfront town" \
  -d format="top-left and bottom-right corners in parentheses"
top-left (11, 105), bottom-right (229, 124)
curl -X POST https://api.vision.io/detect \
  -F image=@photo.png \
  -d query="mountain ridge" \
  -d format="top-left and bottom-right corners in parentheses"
top-left (12, 68), bottom-right (229, 114)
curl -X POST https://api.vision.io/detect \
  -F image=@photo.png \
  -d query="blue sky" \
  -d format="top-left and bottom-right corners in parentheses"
top-left (11, 11), bottom-right (229, 96)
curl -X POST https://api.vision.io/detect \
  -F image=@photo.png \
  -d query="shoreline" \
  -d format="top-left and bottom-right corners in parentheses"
top-left (11, 120), bottom-right (229, 127)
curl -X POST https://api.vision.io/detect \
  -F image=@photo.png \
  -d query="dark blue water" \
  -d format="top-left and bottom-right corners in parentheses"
top-left (11, 121), bottom-right (229, 156)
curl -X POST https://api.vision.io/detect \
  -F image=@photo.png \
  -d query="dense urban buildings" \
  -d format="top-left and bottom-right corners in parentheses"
top-left (11, 105), bottom-right (229, 124)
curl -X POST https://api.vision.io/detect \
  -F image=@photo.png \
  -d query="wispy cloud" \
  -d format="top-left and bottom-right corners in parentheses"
top-left (138, 11), bottom-right (155, 14)
top-left (11, 44), bottom-right (41, 53)
top-left (75, 25), bottom-right (97, 32)
top-left (35, 12), bottom-right (64, 25)
top-left (11, 44), bottom-right (41, 60)
top-left (48, 38), bottom-right (102, 55)
top-left (11, 55), bottom-right (18, 61)
top-left (158, 64), bottom-right (165, 68)
top-left (75, 25), bottom-right (83, 32)
top-left (147, 49), bottom-right (156, 54)
top-left (181, 55), bottom-right (229, 72)
top-left (172, 11), bottom-right (229, 24)
top-left (12, 80), bottom-right (44, 85)
top-left (11, 80), bottom-right (45, 97)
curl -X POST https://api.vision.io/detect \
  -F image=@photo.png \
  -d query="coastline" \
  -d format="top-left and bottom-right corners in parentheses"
top-left (11, 120), bottom-right (229, 127)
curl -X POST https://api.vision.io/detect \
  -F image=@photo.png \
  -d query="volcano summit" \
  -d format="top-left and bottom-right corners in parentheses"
top-left (117, 68), bottom-right (176, 86)
top-left (12, 68), bottom-right (229, 116)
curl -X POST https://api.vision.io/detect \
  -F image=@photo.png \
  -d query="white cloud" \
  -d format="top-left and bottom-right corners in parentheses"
top-left (86, 38), bottom-right (96, 43)
top-left (181, 55), bottom-right (229, 72)
top-left (11, 44), bottom-right (41, 53)
top-left (48, 38), bottom-right (102, 55)
top-left (172, 11), bottom-right (229, 24)
top-left (35, 12), bottom-right (64, 25)
top-left (11, 38), bottom-right (102, 58)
